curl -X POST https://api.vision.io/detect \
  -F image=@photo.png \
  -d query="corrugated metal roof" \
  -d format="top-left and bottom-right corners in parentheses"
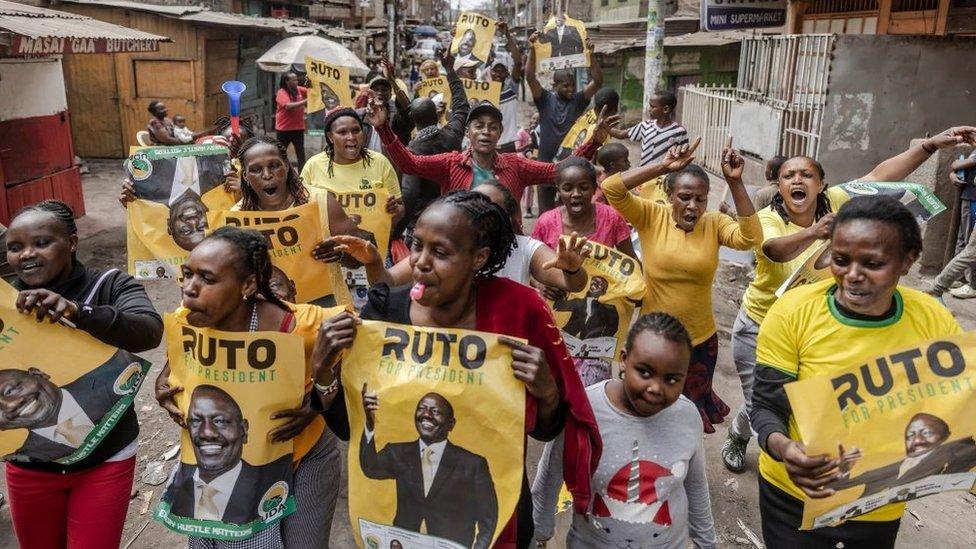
top-left (0, 13), bottom-right (168, 40)
top-left (664, 30), bottom-right (754, 46)
top-left (62, 0), bottom-right (203, 17)
top-left (62, 0), bottom-right (329, 36)
top-left (0, 0), bottom-right (87, 18)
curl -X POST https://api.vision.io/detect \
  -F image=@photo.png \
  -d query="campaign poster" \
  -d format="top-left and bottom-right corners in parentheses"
top-left (450, 12), bottom-right (495, 69)
top-left (534, 14), bottom-right (589, 72)
top-left (461, 78), bottom-right (502, 106)
top-left (208, 199), bottom-right (351, 307)
top-left (416, 76), bottom-right (452, 105)
top-left (775, 241), bottom-right (832, 298)
top-left (840, 181), bottom-right (946, 224)
top-left (342, 320), bottom-right (526, 549)
top-left (786, 332), bottom-right (976, 530)
top-left (548, 240), bottom-right (646, 383)
top-left (306, 56), bottom-right (353, 113)
top-left (125, 144), bottom-right (237, 280)
top-left (554, 109), bottom-right (604, 161)
top-left (328, 178), bottom-right (402, 311)
top-left (155, 314), bottom-right (307, 540)
top-left (0, 280), bottom-right (151, 465)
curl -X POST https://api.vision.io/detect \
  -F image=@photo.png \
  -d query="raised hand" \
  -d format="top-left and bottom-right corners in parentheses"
top-left (319, 235), bottom-right (380, 266)
top-left (365, 96), bottom-right (388, 128)
top-left (592, 105), bottom-right (621, 144)
top-left (439, 48), bottom-right (454, 74)
top-left (542, 232), bottom-right (591, 273)
top-left (926, 126), bottom-right (976, 149)
top-left (661, 137), bottom-right (701, 172)
top-left (721, 135), bottom-right (745, 182)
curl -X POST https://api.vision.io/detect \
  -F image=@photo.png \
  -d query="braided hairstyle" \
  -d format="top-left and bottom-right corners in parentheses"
top-left (428, 190), bottom-right (516, 279)
top-left (15, 200), bottom-right (78, 236)
top-left (237, 136), bottom-right (309, 211)
top-left (323, 108), bottom-right (373, 177)
top-left (212, 116), bottom-right (255, 141)
top-left (625, 312), bottom-right (692, 354)
top-left (557, 156), bottom-right (598, 186)
top-left (476, 180), bottom-right (523, 234)
top-left (663, 164), bottom-right (710, 195)
top-left (205, 226), bottom-right (289, 310)
top-left (770, 156), bottom-right (833, 222)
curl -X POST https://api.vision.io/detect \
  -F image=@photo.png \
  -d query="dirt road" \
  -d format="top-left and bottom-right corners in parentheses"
top-left (0, 154), bottom-right (974, 548)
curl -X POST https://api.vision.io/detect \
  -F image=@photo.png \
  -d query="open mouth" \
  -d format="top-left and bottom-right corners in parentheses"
top-left (198, 443), bottom-right (225, 456)
top-left (843, 287), bottom-right (871, 302)
top-left (20, 262), bottom-right (42, 274)
top-left (261, 184), bottom-right (279, 196)
top-left (419, 419), bottom-right (436, 430)
top-left (789, 188), bottom-right (808, 205)
top-left (15, 396), bottom-right (39, 418)
top-left (683, 214), bottom-right (698, 224)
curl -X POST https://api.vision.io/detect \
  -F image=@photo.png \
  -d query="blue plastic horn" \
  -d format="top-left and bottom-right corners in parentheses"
top-left (221, 80), bottom-right (247, 136)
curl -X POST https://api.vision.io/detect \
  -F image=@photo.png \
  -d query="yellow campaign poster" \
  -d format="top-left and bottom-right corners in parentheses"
top-left (125, 144), bottom-right (237, 280)
top-left (416, 76), bottom-right (451, 104)
top-left (451, 11), bottom-right (495, 68)
top-left (534, 14), bottom-right (589, 72)
top-left (208, 200), bottom-right (351, 308)
top-left (156, 314), bottom-right (307, 540)
top-left (775, 241), bottom-right (832, 297)
top-left (548, 240), bottom-right (645, 383)
top-left (0, 280), bottom-right (152, 465)
top-left (786, 332), bottom-right (976, 530)
top-left (461, 78), bottom-right (502, 106)
top-left (306, 56), bottom-right (353, 113)
top-left (342, 320), bottom-right (526, 549)
top-left (555, 109), bottom-right (603, 160)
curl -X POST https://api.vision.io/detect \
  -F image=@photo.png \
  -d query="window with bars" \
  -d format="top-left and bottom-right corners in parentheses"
top-left (805, 0), bottom-right (879, 14)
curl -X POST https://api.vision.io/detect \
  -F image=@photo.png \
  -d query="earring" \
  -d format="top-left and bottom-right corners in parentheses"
top-left (618, 370), bottom-right (624, 380)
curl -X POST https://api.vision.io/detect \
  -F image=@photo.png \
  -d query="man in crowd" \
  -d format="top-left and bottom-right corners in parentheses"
top-left (491, 22), bottom-right (524, 153)
top-left (526, 32), bottom-right (603, 212)
top-left (609, 90), bottom-right (689, 168)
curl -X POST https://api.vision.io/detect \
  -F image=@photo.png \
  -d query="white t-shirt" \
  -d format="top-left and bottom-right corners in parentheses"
top-left (498, 82), bottom-right (519, 147)
top-left (496, 235), bottom-right (542, 285)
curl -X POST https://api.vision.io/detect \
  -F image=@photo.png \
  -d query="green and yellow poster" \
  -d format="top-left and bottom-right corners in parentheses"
top-left (450, 12), bottom-right (496, 69)
top-left (0, 280), bottom-right (151, 465)
top-left (306, 56), bottom-right (353, 112)
top-left (787, 332), bottom-right (976, 530)
top-left (125, 144), bottom-right (236, 280)
top-left (208, 199), bottom-right (351, 307)
top-left (548, 240), bottom-right (645, 383)
top-left (156, 314), bottom-right (307, 540)
top-left (534, 14), bottom-right (589, 71)
top-left (342, 320), bottom-right (526, 549)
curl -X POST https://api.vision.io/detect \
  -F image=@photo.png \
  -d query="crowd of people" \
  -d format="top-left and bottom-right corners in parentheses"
top-left (7, 22), bottom-right (976, 549)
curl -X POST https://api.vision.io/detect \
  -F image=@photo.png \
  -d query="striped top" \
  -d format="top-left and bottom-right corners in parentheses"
top-left (627, 120), bottom-right (689, 167)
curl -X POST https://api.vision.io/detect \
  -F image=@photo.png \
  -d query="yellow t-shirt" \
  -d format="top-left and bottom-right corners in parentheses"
top-left (635, 176), bottom-right (668, 205)
top-left (756, 278), bottom-right (962, 521)
top-left (300, 152), bottom-right (401, 262)
top-left (742, 186), bottom-right (850, 324)
top-left (602, 173), bottom-right (762, 345)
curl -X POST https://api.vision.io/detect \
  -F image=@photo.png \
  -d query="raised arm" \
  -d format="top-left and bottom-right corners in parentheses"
top-left (525, 32), bottom-right (545, 103)
top-left (528, 236), bottom-right (590, 293)
top-left (501, 22), bottom-right (523, 83)
top-left (859, 126), bottom-right (976, 182)
top-left (442, 50), bottom-right (471, 139)
top-left (367, 99), bottom-right (455, 187)
top-left (581, 38), bottom-right (603, 101)
top-left (381, 58), bottom-right (411, 115)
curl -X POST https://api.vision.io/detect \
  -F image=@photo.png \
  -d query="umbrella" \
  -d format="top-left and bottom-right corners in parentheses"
top-left (257, 35), bottom-right (370, 76)
top-left (411, 25), bottom-right (438, 37)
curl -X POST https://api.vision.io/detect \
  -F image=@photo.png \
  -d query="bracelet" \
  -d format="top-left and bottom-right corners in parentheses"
top-left (921, 141), bottom-right (937, 155)
top-left (561, 266), bottom-right (581, 275)
top-left (314, 378), bottom-right (339, 396)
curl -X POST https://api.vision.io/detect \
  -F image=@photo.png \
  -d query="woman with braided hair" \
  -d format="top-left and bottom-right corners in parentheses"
top-left (3, 200), bottom-right (163, 549)
top-left (722, 126), bottom-right (976, 475)
top-left (301, 108), bottom-right (403, 309)
top-left (313, 190), bottom-right (601, 546)
top-left (155, 226), bottom-right (347, 548)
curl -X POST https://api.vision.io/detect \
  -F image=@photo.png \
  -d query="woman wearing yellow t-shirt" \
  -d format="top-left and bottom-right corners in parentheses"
top-left (723, 127), bottom-right (976, 473)
top-left (751, 196), bottom-right (962, 547)
top-left (300, 108), bottom-right (404, 310)
top-left (602, 137), bottom-right (761, 432)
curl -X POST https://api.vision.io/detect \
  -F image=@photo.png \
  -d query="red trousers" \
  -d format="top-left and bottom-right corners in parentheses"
top-left (5, 457), bottom-right (135, 549)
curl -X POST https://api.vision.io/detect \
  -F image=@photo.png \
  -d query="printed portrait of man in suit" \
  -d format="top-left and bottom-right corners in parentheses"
top-left (554, 275), bottom-right (619, 340)
top-left (539, 14), bottom-right (584, 58)
top-left (319, 81), bottom-right (341, 111)
top-left (0, 350), bottom-right (142, 462)
top-left (829, 412), bottom-right (976, 497)
top-left (164, 385), bottom-right (289, 524)
top-left (359, 389), bottom-right (497, 548)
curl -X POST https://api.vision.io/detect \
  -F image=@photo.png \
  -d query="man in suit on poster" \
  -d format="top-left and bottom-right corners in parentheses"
top-left (165, 385), bottom-right (288, 523)
top-left (554, 275), bottom-right (619, 340)
top-left (360, 387), bottom-right (497, 548)
top-left (539, 14), bottom-right (583, 58)
top-left (829, 412), bottom-right (976, 497)
top-left (0, 350), bottom-right (142, 462)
